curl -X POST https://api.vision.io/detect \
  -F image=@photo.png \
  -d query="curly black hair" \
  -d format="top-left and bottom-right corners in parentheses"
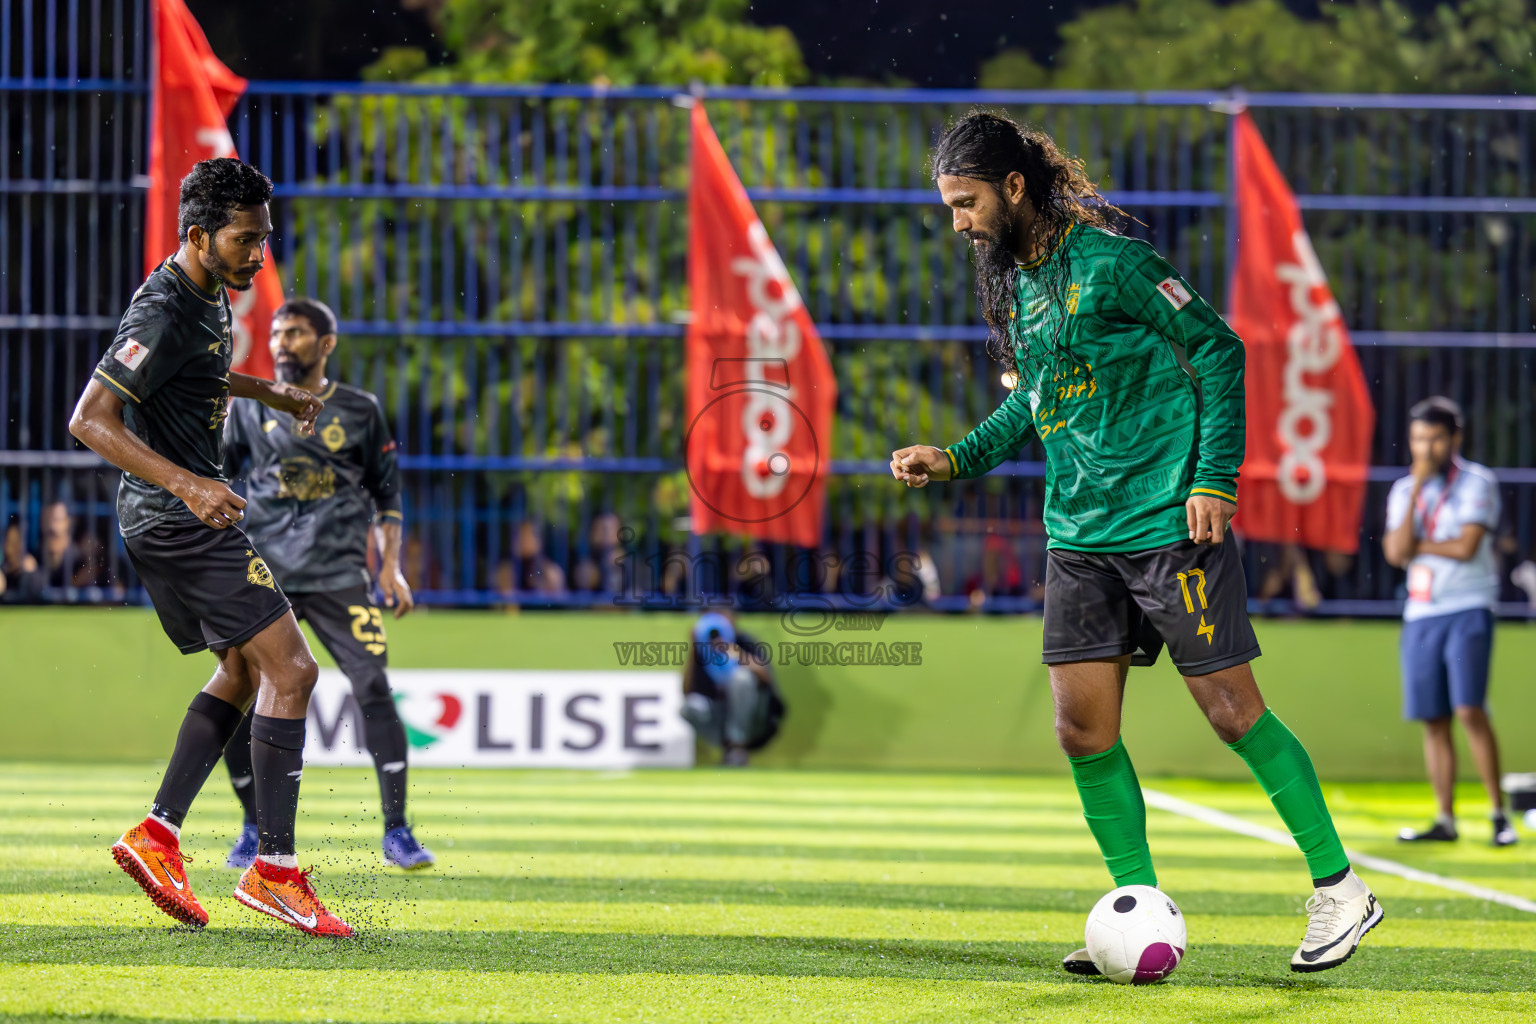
top-left (177, 157), bottom-right (273, 244)
top-left (932, 111), bottom-right (1124, 379)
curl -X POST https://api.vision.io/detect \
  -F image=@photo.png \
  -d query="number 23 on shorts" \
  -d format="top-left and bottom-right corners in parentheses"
top-left (348, 604), bottom-right (387, 656)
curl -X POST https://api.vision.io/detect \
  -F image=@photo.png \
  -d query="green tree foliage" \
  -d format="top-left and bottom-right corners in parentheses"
top-left (980, 0), bottom-right (1536, 94)
top-left (368, 0), bottom-right (807, 86)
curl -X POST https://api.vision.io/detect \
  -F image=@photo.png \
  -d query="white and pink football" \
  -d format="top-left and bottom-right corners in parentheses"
top-left (1084, 884), bottom-right (1187, 984)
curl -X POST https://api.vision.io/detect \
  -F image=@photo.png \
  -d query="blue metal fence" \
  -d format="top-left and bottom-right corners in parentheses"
top-left (4, 3), bottom-right (1536, 614)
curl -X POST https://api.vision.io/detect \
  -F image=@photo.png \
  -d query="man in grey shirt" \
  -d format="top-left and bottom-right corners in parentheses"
top-left (1383, 396), bottom-right (1515, 846)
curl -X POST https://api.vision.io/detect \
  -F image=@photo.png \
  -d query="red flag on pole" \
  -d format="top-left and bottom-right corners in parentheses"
top-left (146, 0), bottom-right (279, 378)
top-left (684, 104), bottom-right (835, 548)
top-left (1230, 111), bottom-right (1374, 554)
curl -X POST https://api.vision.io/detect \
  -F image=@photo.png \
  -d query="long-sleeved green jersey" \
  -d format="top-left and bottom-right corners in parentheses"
top-left (945, 224), bottom-right (1245, 553)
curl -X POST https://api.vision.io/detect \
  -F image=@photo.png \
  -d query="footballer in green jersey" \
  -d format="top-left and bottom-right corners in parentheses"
top-left (890, 112), bottom-right (1382, 975)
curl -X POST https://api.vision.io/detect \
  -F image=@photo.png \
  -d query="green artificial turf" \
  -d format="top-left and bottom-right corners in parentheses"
top-left (3, 764), bottom-right (1535, 1022)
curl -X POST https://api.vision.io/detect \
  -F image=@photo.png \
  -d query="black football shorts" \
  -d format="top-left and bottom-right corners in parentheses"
top-left (124, 516), bottom-right (293, 654)
top-left (288, 585), bottom-right (392, 703)
top-left (1042, 538), bottom-right (1260, 675)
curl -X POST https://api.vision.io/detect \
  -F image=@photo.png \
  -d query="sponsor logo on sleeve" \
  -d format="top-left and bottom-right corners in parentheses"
top-left (115, 339), bottom-right (150, 371)
top-left (1157, 277), bottom-right (1193, 311)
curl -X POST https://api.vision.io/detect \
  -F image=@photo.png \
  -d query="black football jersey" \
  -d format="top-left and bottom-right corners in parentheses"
top-left (223, 380), bottom-right (402, 593)
top-left (94, 258), bottom-right (236, 537)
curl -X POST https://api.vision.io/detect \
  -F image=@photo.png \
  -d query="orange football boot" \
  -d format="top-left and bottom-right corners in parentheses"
top-left (110, 818), bottom-right (208, 928)
top-left (234, 860), bottom-right (354, 937)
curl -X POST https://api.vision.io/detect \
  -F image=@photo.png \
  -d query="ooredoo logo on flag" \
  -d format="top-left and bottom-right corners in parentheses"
top-left (684, 104), bottom-right (835, 547)
top-left (1230, 111), bottom-right (1374, 554)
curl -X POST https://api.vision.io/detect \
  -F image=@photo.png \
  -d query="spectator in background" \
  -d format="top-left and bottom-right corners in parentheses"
top-left (2, 518), bottom-right (41, 601)
top-left (516, 520), bottom-right (567, 596)
top-left (572, 512), bottom-right (624, 596)
top-left (683, 611), bottom-right (785, 767)
top-left (39, 500), bottom-right (99, 592)
top-left (1383, 397), bottom-right (1516, 847)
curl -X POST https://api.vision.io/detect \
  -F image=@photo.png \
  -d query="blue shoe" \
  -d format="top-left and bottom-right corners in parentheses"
top-left (382, 825), bottom-right (436, 870)
top-left (225, 822), bottom-right (258, 869)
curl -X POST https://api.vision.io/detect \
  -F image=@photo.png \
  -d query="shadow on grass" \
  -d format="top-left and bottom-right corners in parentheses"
top-left (0, 924), bottom-right (1530, 993)
top-left (10, 868), bottom-right (1529, 923)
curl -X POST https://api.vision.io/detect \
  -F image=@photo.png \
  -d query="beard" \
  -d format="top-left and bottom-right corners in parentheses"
top-left (200, 246), bottom-right (258, 291)
top-left (274, 357), bottom-right (317, 384)
top-left (965, 212), bottom-right (1025, 364)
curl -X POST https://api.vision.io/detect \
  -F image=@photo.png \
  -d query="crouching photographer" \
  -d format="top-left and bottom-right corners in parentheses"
top-left (683, 612), bottom-right (786, 766)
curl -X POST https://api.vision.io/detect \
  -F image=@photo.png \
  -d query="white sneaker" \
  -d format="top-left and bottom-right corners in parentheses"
top-left (1062, 947), bottom-right (1101, 976)
top-left (1291, 870), bottom-right (1383, 972)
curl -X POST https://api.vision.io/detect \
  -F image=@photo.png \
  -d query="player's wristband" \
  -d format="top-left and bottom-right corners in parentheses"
top-left (1190, 485), bottom-right (1238, 504)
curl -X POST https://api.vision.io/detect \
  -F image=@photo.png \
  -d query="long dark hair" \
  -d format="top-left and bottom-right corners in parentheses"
top-left (932, 111), bottom-right (1124, 379)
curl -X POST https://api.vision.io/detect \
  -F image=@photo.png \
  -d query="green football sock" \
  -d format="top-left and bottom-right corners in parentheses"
top-left (1228, 709), bottom-right (1350, 883)
top-left (1069, 737), bottom-right (1157, 887)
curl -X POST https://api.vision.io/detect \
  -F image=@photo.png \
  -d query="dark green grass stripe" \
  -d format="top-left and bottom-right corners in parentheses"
top-left (1, 792), bottom-right (1090, 815)
top-left (12, 831), bottom-right (1536, 890)
top-left (9, 811), bottom-right (1105, 839)
top-left (1, 925), bottom-right (1529, 993)
top-left (12, 871), bottom-right (1530, 921)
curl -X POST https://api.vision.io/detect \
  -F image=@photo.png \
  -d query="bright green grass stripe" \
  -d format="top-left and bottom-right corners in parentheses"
top-left (3, 820), bottom-right (1306, 862)
top-left (0, 848), bottom-right (1513, 909)
top-left (0, 837), bottom-right (1300, 879)
top-left (1, 789), bottom-right (1097, 824)
top-left (8, 891), bottom-right (1536, 953)
top-left (1, 806), bottom-right (1134, 839)
top-left (0, 839), bottom-right (1302, 888)
top-left (4, 965), bottom-right (1535, 1024)
top-left (18, 870), bottom-right (1505, 919)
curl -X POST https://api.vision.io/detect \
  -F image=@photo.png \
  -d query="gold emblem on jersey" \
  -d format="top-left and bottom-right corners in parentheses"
top-left (245, 549), bottom-right (276, 590)
top-left (1066, 282), bottom-right (1081, 315)
top-left (276, 456), bottom-right (336, 501)
top-left (263, 419), bottom-right (278, 433)
top-left (208, 392), bottom-right (230, 431)
top-left (321, 416), bottom-right (347, 453)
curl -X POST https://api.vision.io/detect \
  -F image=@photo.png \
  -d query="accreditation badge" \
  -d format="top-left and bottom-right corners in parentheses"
top-left (1407, 563), bottom-right (1435, 602)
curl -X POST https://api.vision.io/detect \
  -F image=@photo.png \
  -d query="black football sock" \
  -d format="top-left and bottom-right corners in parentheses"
top-left (360, 696), bottom-right (410, 831)
top-left (150, 692), bottom-right (245, 829)
top-left (250, 714), bottom-right (306, 858)
top-left (222, 708), bottom-right (258, 825)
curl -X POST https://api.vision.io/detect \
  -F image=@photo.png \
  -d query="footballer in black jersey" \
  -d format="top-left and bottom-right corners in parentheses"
top-left (70, 157), bottom-right (353, 936)
top-left (219, 297), bottom-right (435, 870)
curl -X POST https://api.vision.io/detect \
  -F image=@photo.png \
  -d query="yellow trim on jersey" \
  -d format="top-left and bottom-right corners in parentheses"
top-left (944, 447), bottom-right (959, 478)
top-left (377, 510), bottom-right (404, 520)
top-left (93, 368), bottom-right (140, 404)
top-left (165, 258), bottom-right (223, 306)
top-left (1016, 223), bottom-right (1076, 271)
top-left (315, 379), bottom-right (339, 402)
top-left (1191, 486), bottom-right (1238, 504)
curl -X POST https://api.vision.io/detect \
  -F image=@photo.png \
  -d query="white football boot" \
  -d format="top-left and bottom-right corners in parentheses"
top-left (1062, 947), bottom-right (1101, 976)
top-left (1291, 869), bottom-right (1383, 972)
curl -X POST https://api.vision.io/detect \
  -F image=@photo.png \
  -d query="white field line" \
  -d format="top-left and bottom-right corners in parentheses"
top-left (1142, 787), bottom-right (1536, 916)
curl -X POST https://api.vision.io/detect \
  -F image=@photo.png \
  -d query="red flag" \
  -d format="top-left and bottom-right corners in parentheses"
top-left (1230, 112), bottom-right (1374, 554)
top-left (684, 104), bottom-right (835, 547)
top-left (147, 0), bottom-right (278, 378)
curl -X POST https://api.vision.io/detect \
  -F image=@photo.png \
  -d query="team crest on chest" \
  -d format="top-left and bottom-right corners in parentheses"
top-left (245, 549), bottom-right (276, 590)
top-left (1066, 283), bottom-right (1081, 314)
top-left (320, 416), bottom-right (347, 453)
